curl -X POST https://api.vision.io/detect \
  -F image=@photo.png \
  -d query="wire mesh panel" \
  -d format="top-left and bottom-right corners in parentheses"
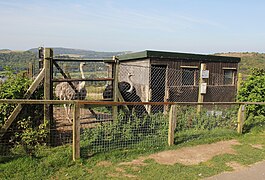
top-left (174, 104), bottom-right (238, 131)
top-left (53, 61), bottom-right (110, 101)
top-left (0, 103), bottom-right (72, 157)
top-left (80, 111), bottom-right (168, 155)
top-left (119, 64), bottom-right (237, 114)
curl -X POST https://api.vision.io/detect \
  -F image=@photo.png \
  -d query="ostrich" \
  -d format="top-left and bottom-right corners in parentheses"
top-left (55, 62), bottom-right (87, 122)
top-left (103, 72), bottom-right (147, 116)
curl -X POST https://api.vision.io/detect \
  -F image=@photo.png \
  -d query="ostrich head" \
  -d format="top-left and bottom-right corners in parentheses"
top-left (126, 72), bottom-right (135, 93)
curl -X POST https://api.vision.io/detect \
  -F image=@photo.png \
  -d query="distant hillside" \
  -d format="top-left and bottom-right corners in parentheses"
top-left (28, 47), bottom-right (129, 58)
top-left (0, 47), bottom-right (130, 72)
top-left (0, 48), bottom-right (264, 75)
top-left (0, 50), bottom-right (37, 71)
top-left (215, 52), bottom-right (265, 75)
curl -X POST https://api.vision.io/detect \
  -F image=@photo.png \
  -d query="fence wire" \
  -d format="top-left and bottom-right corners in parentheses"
top-left (119, 64), bottom-right (237, 113)
top-left (0, 101), bottom-right (240, 158)
top-left (0, 63), bottom-right (240, 158)
top-left (79, 104), bottom-right (239, 156)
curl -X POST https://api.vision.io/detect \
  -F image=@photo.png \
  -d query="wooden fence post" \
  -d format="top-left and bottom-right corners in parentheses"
top-left (112, 56), bottom-right (119, 120)
top-left (44, 48), bottom-right (53, 128)
top-left (73, 103), bottom-right (80, 161)
top-left (168, 105), bottom-right (177, 146)
top-left (197, 63), bottom-right (207, 114)
top-left (237, 104), bottom-right (245, 134)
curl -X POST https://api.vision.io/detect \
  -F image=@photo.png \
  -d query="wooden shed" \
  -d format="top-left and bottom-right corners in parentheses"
top-left (117, 50), bottom-right (241, 113)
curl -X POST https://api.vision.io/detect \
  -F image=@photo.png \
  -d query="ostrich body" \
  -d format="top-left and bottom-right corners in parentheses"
top-left (55, 62), bottom-right (87, 122)
top-left (103, 72), bottom-right (147, 116)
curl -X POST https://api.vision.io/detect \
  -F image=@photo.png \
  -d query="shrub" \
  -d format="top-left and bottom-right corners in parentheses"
top-left (0, 69), bottom-right (46, 156)
top-left (237, 68), bottom-right (265, 131)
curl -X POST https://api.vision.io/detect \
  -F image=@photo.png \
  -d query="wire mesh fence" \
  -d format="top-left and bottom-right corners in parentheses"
top-left (119, 64), bottom-right (238, 113)
top-left (53, 61), bottom-right (110, 101)
top-left (0, 100), bottom-right (243, 158)
top-left (0, 63), bottom-right (243, 159)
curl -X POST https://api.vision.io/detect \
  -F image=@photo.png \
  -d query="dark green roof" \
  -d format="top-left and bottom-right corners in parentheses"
top-left (118, 50), bottom-right (241, 63)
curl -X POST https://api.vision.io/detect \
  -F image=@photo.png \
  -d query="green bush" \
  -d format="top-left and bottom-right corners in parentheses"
top-left (237, 68), bottom-right (265, 131)
top-left (0, 69), bottom-right (46, 156)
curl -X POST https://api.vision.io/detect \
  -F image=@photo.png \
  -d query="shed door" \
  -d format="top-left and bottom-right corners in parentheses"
top-left (151, 65), bottom-right (167, 113)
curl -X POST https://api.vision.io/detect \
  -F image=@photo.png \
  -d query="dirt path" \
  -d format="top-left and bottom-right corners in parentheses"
top-left (118, 140), bottom-right (241, 166)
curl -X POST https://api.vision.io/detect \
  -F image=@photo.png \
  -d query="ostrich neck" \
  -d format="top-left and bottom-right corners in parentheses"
top-left (80, 64), bottom-right (85, 79)
top-left (79, 64), bottom-right (85, 89)
top-left (127, 75), bottom-right (134, 93)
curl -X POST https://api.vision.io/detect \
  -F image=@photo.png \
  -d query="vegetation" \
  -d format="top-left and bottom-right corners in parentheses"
top-left (215, 52), bottom-right (265, 75)
top-left (81, 112), bottom-right (168, 153)
top-left (0, 69), bottom-right (46, 156)
top-left (0, 128), bottom-right (264, 179)
top-left (0, 50), bottom-right (37, 72)
top-left (237, 68), bottom-right (265, 131)
top-left (0, 49), bottom-right (265, 178)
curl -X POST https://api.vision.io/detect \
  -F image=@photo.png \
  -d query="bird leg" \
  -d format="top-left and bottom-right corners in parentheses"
top-left (64, 103), bottom-right (72, 123)
top-left (68, 104), bottom-right (73, 123)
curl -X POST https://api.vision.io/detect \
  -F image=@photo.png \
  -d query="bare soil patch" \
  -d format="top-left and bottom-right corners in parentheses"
top-left (250, 144), bottom-right (263, 149)
top-left (149, 140), bottom-right (241, 165)
top-left (120, 140), bottom-right (241, 167)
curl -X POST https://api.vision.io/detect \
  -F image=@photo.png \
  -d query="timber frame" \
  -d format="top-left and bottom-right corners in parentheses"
top-left (0, 47), bottom-right (127, 137)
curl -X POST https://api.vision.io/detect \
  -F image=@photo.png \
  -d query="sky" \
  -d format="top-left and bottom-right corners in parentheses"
top-left (0, 0), bottom-right (265, 54)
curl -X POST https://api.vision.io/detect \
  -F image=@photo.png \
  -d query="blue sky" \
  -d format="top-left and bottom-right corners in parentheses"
top-left (0, 0), bottom-right (264, 53)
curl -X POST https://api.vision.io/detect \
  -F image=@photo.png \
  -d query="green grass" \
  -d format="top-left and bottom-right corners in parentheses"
top-left (1, 128), bottom-right (265, 179)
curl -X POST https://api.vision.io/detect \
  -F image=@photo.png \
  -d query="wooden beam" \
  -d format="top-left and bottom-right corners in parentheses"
top-left (52, 77), bottom-right (114, 82)
top-left (0, 68), bottom-right (45, 135)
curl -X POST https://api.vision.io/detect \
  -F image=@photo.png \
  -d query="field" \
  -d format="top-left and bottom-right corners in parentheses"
top-left (1, 127), bottom-right (265, 179)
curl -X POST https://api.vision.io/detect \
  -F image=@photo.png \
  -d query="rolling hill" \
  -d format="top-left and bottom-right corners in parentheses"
top-left (215, 52), bottom-right (265, 75)
top-left (0, 48), bottom-right (264, 75)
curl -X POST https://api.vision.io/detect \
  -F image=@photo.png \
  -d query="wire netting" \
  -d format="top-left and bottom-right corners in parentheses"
top-left (0, 63), bottom-right (240, 158)
top-left (53, 61), bottom-right (110, 101)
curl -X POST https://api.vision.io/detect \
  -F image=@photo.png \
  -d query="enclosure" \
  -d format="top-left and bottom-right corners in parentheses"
top-left (0, 48), bottom-right (249, 161)
top-left (118, 50), bottom-right (241, 113)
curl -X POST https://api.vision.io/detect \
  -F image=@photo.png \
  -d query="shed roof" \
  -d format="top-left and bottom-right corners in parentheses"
top-left (118, 50), bottom-right (241, 63)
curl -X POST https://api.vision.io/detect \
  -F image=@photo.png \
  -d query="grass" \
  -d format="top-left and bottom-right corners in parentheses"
top-left (1, 128), bottom-right (265, 179)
